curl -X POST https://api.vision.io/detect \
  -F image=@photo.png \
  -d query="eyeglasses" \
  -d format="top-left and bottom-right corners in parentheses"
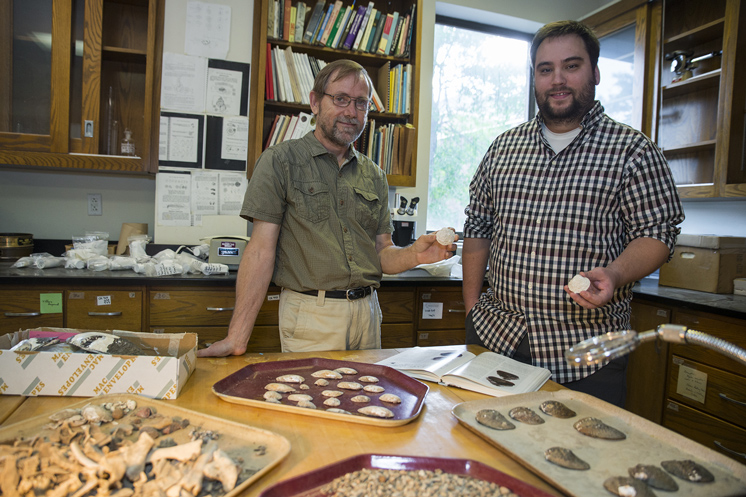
top-left (323, 93), bottom-right (372, 111)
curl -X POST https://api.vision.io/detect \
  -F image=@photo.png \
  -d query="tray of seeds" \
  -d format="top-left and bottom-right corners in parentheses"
top-left (211, 358), bottom-right (429, 427)
top-left (0, 393), bottom-right (290, 497)
top-left (452, 390), bottom-right (746, 497)
top-left (257, 453), bottom-right (557, 497)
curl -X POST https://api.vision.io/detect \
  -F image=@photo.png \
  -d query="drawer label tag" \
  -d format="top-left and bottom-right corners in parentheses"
top-left (422, 302), bottom-right (443, 319)
top-left (97, 296), bottom-right (112, 306)
top-left (267, 295), bottom-right (280, 301)
top-left (39, 293), bottom-right (63, 314)
top-left (676, 364), bottom-right (707, 404)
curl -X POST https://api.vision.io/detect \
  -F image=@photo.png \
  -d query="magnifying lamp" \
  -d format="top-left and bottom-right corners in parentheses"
top-left (565, 324), bottom-right (746, 367)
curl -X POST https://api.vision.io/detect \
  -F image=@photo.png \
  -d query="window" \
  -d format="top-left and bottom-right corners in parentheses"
top-left (596, 24), bottom-right (636, 126)
top-left (427, 18), bottom-right (532, 233)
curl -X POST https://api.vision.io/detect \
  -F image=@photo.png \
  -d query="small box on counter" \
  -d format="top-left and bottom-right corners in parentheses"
top-left (0, 328), bottom-right (197, 399)
top-left (735, 278), bottom-right (746, 296)
top-left (659, 234), bottom-right (746, 293)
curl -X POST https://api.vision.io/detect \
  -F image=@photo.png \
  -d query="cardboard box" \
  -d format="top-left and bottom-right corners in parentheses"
top-left (659, 235), bottom-right (746, 293)
top-left (735, 278), bottom-right (746, 296)
top-left (0, 328), bottom-right (197, 399)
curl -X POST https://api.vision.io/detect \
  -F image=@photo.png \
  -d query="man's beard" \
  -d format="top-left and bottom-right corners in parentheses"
top-left (318, 116), bottom-right (364, 148)
top-left (536, 78), bottom-right (596, 127)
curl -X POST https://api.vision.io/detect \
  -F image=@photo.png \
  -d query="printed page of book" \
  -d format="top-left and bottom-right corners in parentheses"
top-left (375, 346), bottom-right (475, 381)
top-left (443, 351), bottom-right (551, 396)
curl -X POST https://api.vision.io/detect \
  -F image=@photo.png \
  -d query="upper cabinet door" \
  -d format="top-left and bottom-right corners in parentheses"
top-left (0, 0), bottom-right (73, 153)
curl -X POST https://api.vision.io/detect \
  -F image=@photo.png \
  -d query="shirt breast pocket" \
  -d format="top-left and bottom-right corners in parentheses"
top-left (353, 187), bottom-right (381, 231)
top-left (292, 181), bottom-right (330, 223)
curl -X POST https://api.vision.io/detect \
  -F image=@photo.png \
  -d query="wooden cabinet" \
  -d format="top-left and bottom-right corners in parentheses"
top-left (248, 0), bottom-right (421, 187)
top-left (0, 0), bottom-right (164, 173)
top-left (415, 286), bottom-right (467, 346)
top-left (0, 289), bottom-right (64, 330)
top-left (149, 286), bottom-right (282, 352)
top-left (66, 289), bottom-right (144, 331)
top-left (657, 0), bottom-right (746, 197)
top-left (378, 286), bottom-right (415, 348)
top-left (662, 309), bottom-right (746, 462)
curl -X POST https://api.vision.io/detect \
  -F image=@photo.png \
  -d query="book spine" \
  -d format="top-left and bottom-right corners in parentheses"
top-left (403, 4), bottom-right (415, 57)
top-left (282, 0), bottom-right (292, 40)
top-left (395, 14), bottom-right (408, 56)
top-left (335, 8), bottom-right (354, 48)
top-left (265, 43), bottom-right (274, 100)
top-left (363, 10), bottom-right (380, 53)
top-left (319, 1), bottom-right (342, 45)
top-left (375, 13), bottom-right (393, 55)
top-left (384, 12), bottom-right (399, 55)
top-left (303, 1), bottom-right (325, 44)
top-left (352, 2), bottom-right (374, 51)
top-left (389, 14), bottom-right (404, 56)
top-left (294, 2), bottom-right (306, 43)
top-left (368, 11), bottom-right (385, 53)
top-left (329, 5), bottom-right (350, 47)
top-left (326, 5), bottom-right (346, 47)
top-left (288, 6), bottom-right (297, 42)
top-left (342, 4), bottom-right (366, 50)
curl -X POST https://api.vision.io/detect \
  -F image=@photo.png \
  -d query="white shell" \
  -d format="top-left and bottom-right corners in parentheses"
top-left (297, 400), bottom-right (316, 409)
top-left (358, 406), bottom-right (394, 418)
top-left (337, 381), bottom-right (363, 390)
top-left (326, 408), bottom-right (351, 415)
top-left (568, 274), bottom-right (591, 293)
top-left (363, 385), bottom-right (385, 393)
top-left (351, 395), bottom-right (370, 403)
top-left (334, 367), bottom-right (358, 375)
top-left (311, 369), bottom-right (343, 379)
top-left (358, 376), bottom-right (379, 383)
top-left (265, 383), bottom-right (296, 393)
top-left (323, 398), bottom-right (341, 407)
top-left (379, 393), bottom-right (402, 404)
top-left (81, 404), bottom-right (113, 424)
top-left (314, 379), bottom-right (330, 387)
top-left (287, 394), bottom-right (313, 402)
top-left (276, 374), bottom-right (305, 383)
top-left (263, 391), bottom-right (283, 400)
top-left (435, 227), bottom-right (456, 245)
top-left (299, 384), bottom-right (310, 390)
top-left (321, 390), bottom-right (344, 397)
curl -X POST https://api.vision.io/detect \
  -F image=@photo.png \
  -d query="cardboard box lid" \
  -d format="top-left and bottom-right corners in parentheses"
top-left (676, 234), bottom-right (746, 249)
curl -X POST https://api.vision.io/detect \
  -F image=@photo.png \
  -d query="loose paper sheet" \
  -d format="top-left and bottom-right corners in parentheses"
top-left (157, 173), bottom-right (192, 227)
top-left (207, 67), bottom-right (243, 115)
top-left (168, 117), bottom-right (200, 163)
top-left (185, 1), bottom-right (231, 59)
top-left (192, 171), bottom-right (219, 216)
top-left (219, 172), bottom-right (247, 215)
top-left (221, 117), bottom-right (248, 161)
top-left (161, 53), bottom-right (207, 113)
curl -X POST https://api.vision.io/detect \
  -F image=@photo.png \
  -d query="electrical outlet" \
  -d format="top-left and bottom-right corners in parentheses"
top-left (88, 193), bottom-right (102, 216)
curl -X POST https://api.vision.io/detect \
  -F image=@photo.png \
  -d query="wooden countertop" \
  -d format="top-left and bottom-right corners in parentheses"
top-left (0, 346), bottom-right (565, 496)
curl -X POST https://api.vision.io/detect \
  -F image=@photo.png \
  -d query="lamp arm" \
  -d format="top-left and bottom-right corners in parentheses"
top-left (655, 324), bottom-right (746, 367)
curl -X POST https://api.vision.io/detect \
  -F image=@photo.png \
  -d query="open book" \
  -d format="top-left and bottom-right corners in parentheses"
top-left (376, 346), bottom-right (551, 397)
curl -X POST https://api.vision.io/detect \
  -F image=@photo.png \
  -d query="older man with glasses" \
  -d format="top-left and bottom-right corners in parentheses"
top-left (198, 59), bottom-right (456, 357)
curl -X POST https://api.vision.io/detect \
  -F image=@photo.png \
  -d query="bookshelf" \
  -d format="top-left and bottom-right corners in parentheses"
top-left (657, 0), bottom-right (746, 198)
top-left (248, 0), bottom-right (421, 187)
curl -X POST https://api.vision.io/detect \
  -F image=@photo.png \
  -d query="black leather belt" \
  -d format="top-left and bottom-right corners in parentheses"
top-left (301, 286), bottom-right (373, 301)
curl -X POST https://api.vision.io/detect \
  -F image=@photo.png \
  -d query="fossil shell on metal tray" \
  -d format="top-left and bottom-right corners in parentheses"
top-left (10, 337), bottom-right (61, 352)
top-left (326, 408), bottom-right (351, 414)
top-left (363, 385), bottom-right (385, 393)
top-left (544, 447), bottom-right (590, 470)
top-left (509, 406), bottom-right (544, 425)
top-left (263, 391), bottom-right (283, 401)
top-left (311, 369), bottom-right (343, 379)
top-left (276, 374), bottom-right (305, 383)
top-left (628, 464), bottom-right (679, 491)
top-left (323, 398), bottom-right (341, 407)
top-left (351, 395), bottom-right (370, 403)
top-left (358, 375), bottom-right (379, 383)
top-left (68, 332), bottom-right (144, 355)
top-left (539, 400), bottom-right (576, 419)
top-left (603, 476), bottom-right (657, 497)
top-left (661, 459), bottom-right (715, 483)
top-left (475, 409), bottom-right (515, 431)
top-left (573, 417), bottom-right (626, 440)
top-left (321, 390), bottom-right (344, 397)
top-left (379, 393), bottom-right (401, 404)
top-left (358, 406), bottom-right (394, 418)
top-left (287, 394), bottom-right (313, 402)
top-left (299, 384), bottom-right (310, 390)
top-left (337, 381), bottom-right (364, 390)
top-left (264, 383), bottom-right (296, 393)
top-left (495, 370), bottom-right (520, 381)
top-left (334, 367), bottom-right (358, 375)
top-left (297, 400), bottom-right (316, 409)
top-left (314, 379), bottom-right (330, 387)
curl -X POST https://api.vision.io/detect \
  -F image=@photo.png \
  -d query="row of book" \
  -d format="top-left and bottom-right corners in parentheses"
top-left (268, 0), bottom-right (416, 58)
top-left (263, 111), bottom-right (415, 177)
top-left (388, 63), bottom-right (412, 115)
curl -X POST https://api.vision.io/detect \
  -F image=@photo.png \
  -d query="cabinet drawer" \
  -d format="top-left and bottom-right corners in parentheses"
top-left (417, 287), bottom-right (467, 330)
top-left (149, 288), bottom-right (281, 326)
top-left (667, 355), bottom-right (746, 429)
top-left (151, 325), bottom-right (281, 353)
top-left (672, 310), bottom-right (746, 376)
top-left (381, 323), bottom-right (414, 349)
top-left (417, 329), bottom-right (465, 347)
top-left (0, 290), bottom-right (64, 331)
top-left (378, 287), bottom-right (415, 323)
top-left (66, 290), bottom-right (143, 331)
top-left (664, 400), bottom-right (746, 464)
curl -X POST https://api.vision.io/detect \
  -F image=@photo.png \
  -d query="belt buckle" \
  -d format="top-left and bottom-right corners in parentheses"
top-left (346, 288), bottom-right (363, 301)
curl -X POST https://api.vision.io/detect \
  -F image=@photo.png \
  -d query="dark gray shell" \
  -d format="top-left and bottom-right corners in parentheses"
top-left (68, 332), bottom-right (145, 355)
top-left (661, 459), bottom-right (715, 483)
top-left (475, 409), bottom-right (515, 430)
top-left (603, 476), bottom-right (657, 497)
top-left (544, 447), bottom-right (590, 470)
top-left (573, 417), bottom-right (626, 440)
top-left (628, 464), bottom-right (679, 491)
top-left (509, 406), bottom-right (544, 425)
top-left (539, 400), bottom-right (576, 419)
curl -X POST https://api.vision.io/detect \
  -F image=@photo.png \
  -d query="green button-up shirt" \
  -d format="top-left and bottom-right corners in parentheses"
top-left (241, 131), bottom-right (393, 292)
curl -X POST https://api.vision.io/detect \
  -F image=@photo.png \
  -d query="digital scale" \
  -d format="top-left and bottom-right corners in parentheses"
top-left (206, 236), bottom-right (250, 270)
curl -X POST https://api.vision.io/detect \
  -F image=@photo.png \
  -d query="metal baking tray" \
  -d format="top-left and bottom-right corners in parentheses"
top-left (212, 358), bottom-right (429, 427)
top-left (452, 390), bottom-right (746, 497)
top-left (0, 393), bottom-right (290, 497)
top-left (258, 453), bottom-right (556, 497)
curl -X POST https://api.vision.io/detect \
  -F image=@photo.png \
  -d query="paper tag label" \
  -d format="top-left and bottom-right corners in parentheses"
top-left (69, 292), bottom-right (84, 299)
top-left (422, 302), bottom-right (443, 319)
top-left (154, 264), bottom-right (180, 276)
top-left (39, 293), bottom-right (63, 314)
top-left (676, 364), bottom-right (707, 404)
top-left (97, 296), bottom-right (112, 306)
top-left (154, 293), bottom-right (171, 300)
top-left (267, 294), bottom-right (280, 301)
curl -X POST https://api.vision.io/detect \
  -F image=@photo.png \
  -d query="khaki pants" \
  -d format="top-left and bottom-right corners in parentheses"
top-left (278, 288), bottom-right (382, 352)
